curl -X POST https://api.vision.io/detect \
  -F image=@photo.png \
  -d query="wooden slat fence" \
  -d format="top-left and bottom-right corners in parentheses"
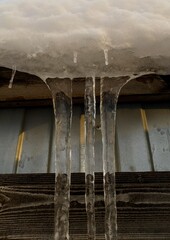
top-left (0, 172), bottom-right (170, 239)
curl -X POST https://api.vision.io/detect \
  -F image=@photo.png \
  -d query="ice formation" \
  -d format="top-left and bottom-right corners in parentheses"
top-left (1, 1), bottom-right (169, 239)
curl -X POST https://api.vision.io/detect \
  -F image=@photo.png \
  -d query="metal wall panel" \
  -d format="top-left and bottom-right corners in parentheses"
top-left (116, 106), bottom-right (153, 172)
top-left (0, 105), bottom-right (169, 174)
top-left (145, 108), bottom-right (170, 171)
top-left (17, 108), bottom-right (53, 173)
top-left (0, 108), bottom-right (24, 173)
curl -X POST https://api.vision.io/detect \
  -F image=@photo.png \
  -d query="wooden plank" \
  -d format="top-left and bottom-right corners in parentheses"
top-left (145, 108), bottom-right (170, 171)
top-left (0, 67), bottom-right (169, 101)
top-left (0, 172), bottom-right (170, 239)
top-left (17, 108), bottom-right (53, 173)
top-left (0, 108), bottom-right (24, 173)
top-left (0, 93), bottom-right (170, 109)
top-left (116, 106), bottom-right (153, 172)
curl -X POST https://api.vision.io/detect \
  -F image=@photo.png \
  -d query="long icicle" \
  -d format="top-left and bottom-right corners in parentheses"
top-left (84, 76), bottom-right (96, 239)
top-left (45, 78), bottom-right (72, 240)
top-left (100, 77), bottom-right (130, 240)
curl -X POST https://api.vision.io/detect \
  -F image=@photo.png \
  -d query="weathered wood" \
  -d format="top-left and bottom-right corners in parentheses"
top-left (0, 93), bottom-right (170, 109)
top-left (0, 67), bottom-right (169, 102)
top-left (0, 172), bottom-right (170, 239)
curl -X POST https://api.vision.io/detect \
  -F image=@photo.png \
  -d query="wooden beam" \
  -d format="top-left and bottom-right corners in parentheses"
top-left (0, 172), bottom-right (170, 239)
top-left (0, 67), bottom-right (169, 102)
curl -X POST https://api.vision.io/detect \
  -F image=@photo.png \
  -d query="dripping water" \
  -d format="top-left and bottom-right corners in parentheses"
top-left (45, 78), bottom-right (72, 240)
top-left (84, 76), bottom-right (96, 239)
top-left (8, 65), bottom-right (16, 89)
top-left (104, 49), bottom-right (109, 65)
top-left (73, 51), bottom-right (78, 64)
top-left (100, 77), bottom-right (131, 239)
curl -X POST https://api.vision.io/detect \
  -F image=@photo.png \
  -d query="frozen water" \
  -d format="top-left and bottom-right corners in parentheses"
top-left (0, 0), bottom-right (169, 238)
top-left (45, 78), bottom-right (72, 240)
top-left (73, 51), bottom-right (78, 64)
top-left (54, 173), bottom-right (70, 240)
top-left (84, 77), bottom-right (96, 175)
top-left (100, 77), bottom-right (132, 239)
top-left (80, 115), bottom-right (86, 172)
top-left (8, 65), bottom-right (16, 89)
top-left (84, 77), bottom-right (96, 239)
top-left (104, 49), bottom-right (109, 66)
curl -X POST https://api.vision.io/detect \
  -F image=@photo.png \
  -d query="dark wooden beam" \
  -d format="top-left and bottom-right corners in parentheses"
top-left (0, 67), bottom-right (169, 103)
top-left (0, 172), bottom-right (170, 239)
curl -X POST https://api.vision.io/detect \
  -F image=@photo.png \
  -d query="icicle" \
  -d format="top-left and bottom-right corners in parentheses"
top-left (100, 77), bottom-right (131, 240)
top-left (80, 114), bottom-right (86, 172)
top-left (8, 65), bottom-right (16, 89)
top-left (104, 49), bottom-right (109, 65)
top-left (73, 51), bottom-right (78, 64)
top-left (45, 78), bottom-right (72, 240)
top-left (84, 76), bottom-right (96, 239)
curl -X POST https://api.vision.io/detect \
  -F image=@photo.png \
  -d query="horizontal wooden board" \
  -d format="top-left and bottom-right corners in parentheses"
top-left (0, 67), bottom-right (170, 102)
top-left (0, 172), bottom-right (170, 239)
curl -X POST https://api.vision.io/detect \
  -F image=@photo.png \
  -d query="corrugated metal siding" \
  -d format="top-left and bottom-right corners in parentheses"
top-left (0, 104), bottom-right (170, 173)
top-left (0, 108), bottom-right (24, 173)
top-left (16, 108), bottom-right (53, 173)
top-left (116, 107), bottom-right (153, 172)
top-left (145, 108), bottom-right (170, 171)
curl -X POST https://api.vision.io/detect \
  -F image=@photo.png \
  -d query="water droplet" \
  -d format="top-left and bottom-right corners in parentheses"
top-left (73, 51), bottom-right (78, 64)
top-left (103, 49), bottom-right (109, 65)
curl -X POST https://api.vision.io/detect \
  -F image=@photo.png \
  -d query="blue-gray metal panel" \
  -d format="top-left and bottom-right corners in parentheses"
top-left (145, 108), bottom-right (170, 171)
top-left (0, 105), bottom-right (169, 174)
top-left (17, 108), bottom-right (53, 173)
top-left (0, 108), bottom-right (24, 173)
top-left (116, 107), bottom-right (152, 172)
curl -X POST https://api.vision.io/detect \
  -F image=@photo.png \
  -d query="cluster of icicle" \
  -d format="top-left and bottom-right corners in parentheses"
top-left (44, 74), bottom-right (144, 240)
top-left (6, 60), bottom-right (150, 239)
